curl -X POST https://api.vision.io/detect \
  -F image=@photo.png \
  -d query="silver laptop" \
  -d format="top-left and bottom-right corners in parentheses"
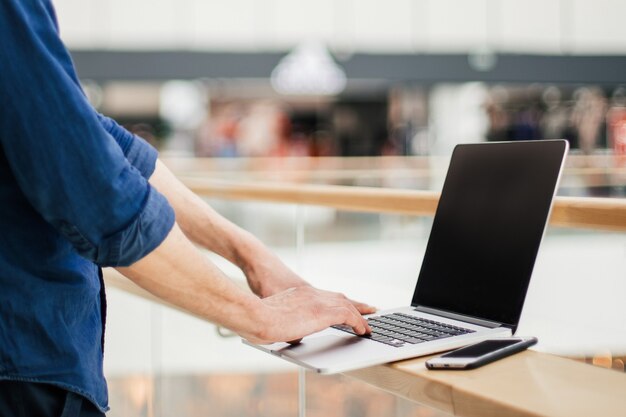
top-left (244, 140), bottom-right (568, 374)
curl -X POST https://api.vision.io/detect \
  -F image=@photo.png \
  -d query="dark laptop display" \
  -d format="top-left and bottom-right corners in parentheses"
top-left (412, 140), bottom-right (567, 330)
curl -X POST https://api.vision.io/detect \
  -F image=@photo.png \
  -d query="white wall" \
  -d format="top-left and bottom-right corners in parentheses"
top-left (54, 0), bottom-right (626, 54)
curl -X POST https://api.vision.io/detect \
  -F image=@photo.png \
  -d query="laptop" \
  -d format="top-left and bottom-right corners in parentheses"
top-left (244, 139), bottom-right (568, 374)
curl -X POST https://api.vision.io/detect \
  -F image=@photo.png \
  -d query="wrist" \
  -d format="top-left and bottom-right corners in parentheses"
top-left (232, 230), bottom-right (265, 272)
top-left (233, 232), bottom-right (310, 298)
top-left (241, 296), bottom-right (273, 343)
top-left (234, 236), bottom-right (280, 292)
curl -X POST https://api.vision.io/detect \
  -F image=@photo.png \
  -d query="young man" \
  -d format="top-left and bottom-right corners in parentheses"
top-left (0, 1), bottom-right (373, 415)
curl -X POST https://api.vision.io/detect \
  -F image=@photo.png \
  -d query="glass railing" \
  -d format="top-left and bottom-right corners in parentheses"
top-left (102, 155), bottom-right (626, 416)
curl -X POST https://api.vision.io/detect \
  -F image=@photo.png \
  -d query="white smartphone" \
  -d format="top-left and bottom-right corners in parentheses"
top-left (425, 337), bottom-right (538, 370)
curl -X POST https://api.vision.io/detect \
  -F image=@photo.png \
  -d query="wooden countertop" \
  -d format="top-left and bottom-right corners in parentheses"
top-left (346, 350), bottom-right (626, 417)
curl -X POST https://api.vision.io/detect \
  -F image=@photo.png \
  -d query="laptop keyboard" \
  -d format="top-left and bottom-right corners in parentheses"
top-left (332, 312), bottom-right (475, 348)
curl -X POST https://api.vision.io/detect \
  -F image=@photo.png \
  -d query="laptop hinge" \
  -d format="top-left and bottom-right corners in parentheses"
top-left (414, 306), bottom-right (503, 329)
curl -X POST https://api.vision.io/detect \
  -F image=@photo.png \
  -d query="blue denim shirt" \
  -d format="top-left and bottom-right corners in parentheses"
top-left (0, 0), bottom-right (175, 411)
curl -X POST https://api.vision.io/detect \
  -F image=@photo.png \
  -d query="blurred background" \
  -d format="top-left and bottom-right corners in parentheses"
top-left (53, 1), bottom-right (626, 416)
top-left (57, 0), bottom-right (626, 160)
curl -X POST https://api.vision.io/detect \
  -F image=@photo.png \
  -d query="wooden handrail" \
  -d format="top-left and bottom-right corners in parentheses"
top-left (180, 178), bottom-right (626, 232)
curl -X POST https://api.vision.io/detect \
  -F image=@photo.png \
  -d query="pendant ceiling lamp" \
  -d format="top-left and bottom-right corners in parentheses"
top-left (271, 42), bottom-right (347, 96)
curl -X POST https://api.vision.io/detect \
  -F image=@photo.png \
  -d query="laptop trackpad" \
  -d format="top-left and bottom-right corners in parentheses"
top-left (275, 334), bottom-right (361, 356)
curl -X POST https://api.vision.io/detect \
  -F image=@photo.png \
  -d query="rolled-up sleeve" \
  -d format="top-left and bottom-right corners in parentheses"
top-left (0, 0), bottom-right (174, 267)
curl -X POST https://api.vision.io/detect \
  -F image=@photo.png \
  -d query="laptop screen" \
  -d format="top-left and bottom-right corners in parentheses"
top-left (412, 140), bottom-right (567, 328)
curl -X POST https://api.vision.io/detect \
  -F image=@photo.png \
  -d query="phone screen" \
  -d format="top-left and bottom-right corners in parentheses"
top-left (441, 339), bottom-right (520, 358)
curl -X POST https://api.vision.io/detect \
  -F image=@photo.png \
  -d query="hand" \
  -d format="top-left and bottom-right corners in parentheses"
top-left (242, 253), bottom-right (376, 335)
top-left (245, 286), bottom-right (376, 345)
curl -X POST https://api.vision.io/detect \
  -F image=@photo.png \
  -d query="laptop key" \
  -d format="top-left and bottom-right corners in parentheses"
top-left (371, 335), bottom-right (393, 342)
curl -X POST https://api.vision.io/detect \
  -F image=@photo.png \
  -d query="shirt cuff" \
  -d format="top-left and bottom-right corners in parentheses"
top-left (94, 185), bottom-right (175, 267)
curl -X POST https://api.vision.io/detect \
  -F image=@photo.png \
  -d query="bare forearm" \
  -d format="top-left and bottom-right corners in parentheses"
top-left (116, 223), bottom-right (264, 342)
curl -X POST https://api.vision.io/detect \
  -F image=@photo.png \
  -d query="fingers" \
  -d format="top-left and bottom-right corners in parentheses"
top-left (309, 289), bottom-right (375, 333)
top-left (324, 303), bottom-right (371, 335)
top-left (346, 303), bottom-right (372, 334)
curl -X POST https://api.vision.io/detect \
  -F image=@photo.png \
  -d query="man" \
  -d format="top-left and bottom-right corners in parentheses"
top-left (0, 1), bottom-right (373, 415)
